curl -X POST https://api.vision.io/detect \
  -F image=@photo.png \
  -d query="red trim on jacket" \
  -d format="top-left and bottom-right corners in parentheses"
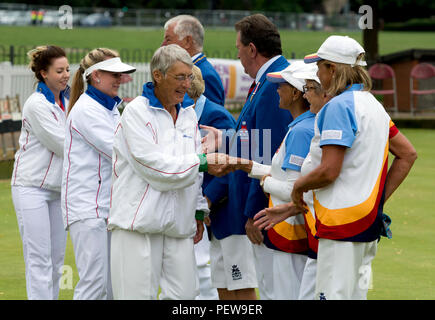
top-left (131, 184), bottom-right (149, 230)
top-left (65, 122), bottom-right (73, 226)
top-left (95, 154), bottom-right (101, 218)
top-left (40, 152), bottom-right (54, 188)
top-left (71, 126), bottom-right (112, 160)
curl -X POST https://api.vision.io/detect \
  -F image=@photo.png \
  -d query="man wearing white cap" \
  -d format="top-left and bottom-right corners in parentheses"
top-left (61, 48), bottom-right (136, 299)
top-left (283, 35), bottom-right (416, 300)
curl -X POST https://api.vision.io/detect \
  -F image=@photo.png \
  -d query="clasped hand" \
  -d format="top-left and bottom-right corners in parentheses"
top-left (206, 153), bottom-right (234, 177)
top-left (200, 125), bottom-right (222, 154)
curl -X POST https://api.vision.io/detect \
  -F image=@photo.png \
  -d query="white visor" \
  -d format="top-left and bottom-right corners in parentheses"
top-left (84, 57), bottom-right (136, 78)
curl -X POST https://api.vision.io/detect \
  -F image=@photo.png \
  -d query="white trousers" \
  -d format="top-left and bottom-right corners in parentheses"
top-left (298, 257), bottom-right (317, 300)
top-left (272, 251), bottom-right (307, 300)
top-left (12, 186), bottom-right (67, 300)
top-left (194, 225), bottom-right (218, 300)
top-left (253, 243), bottom-right (275, 300)
top-left (111, 229), bottom-right (199, 300)
top-left (69, 218), bottom-right (112, 300)
top-left (315, 238), bottom-right (378, 300)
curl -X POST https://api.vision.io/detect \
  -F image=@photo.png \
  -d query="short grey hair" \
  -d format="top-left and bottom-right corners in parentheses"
top-left (164, 15), bottom-right (204, 52)
top-left (150, 44), bottom-right (193, 85)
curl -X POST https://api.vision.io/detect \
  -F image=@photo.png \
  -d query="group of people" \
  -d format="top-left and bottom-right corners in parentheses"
top-left (11, 13), bottom-right (417, 301)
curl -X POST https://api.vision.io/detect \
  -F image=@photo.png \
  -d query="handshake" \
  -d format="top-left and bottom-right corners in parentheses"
top-left (204, 153), bottom-right (252, 177)
top-left (199, 124), bottom-right (252, 177)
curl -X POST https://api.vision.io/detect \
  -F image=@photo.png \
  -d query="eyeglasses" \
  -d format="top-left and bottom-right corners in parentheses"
top-left (303, 85), bottom-right (319, 93)
top-left (168, 73), bottom-right (195, 82)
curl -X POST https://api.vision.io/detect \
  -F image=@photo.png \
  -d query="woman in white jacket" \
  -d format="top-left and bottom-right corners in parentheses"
top-left (61, 48), bottom-right (135, 300)
top-left (11, 45), bottom-right (70, 300)
top-left (108, 44), bottom-right (228, 300)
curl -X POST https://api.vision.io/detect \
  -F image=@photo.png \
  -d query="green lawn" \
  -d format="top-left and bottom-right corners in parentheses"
top-left (0, 128), bottom-right (434, 300)
top-left (1, 25), bottom-right (434, 63)
top-left (368, 128), bottom-right (435, 300)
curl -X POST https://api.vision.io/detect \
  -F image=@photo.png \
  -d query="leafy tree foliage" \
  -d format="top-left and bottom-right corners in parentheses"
top-left (6, 0), bottom-right (434, 22)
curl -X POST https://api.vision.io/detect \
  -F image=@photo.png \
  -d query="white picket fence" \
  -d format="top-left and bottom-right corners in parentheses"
top-left (0, 58), bottom-right (268, 114)
top-left (0, 61), bottom-right (152, 108)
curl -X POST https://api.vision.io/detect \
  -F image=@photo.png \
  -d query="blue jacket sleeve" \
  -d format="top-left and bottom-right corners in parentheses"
top-left (204, 175), bottom-right (229, 204)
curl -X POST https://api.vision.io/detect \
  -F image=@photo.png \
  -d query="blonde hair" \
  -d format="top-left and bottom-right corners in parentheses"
top-left (187, 65), bottom-right (205, 100)
top-left (68, 48), bottom-right (119, 115)
top-left (323, 53), bottom-right (372, 97)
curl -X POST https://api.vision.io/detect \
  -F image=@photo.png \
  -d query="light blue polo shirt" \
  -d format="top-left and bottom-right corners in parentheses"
top-left (316, 84), bottom-right (363, 149)
top-left (281, 110), bottom-right (316, 172)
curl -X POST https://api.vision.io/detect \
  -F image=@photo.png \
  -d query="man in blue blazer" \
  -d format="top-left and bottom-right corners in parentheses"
top-left (162, 15), bottom-right (226, 106)
top-left (204, 14), bottom-right (292, 300)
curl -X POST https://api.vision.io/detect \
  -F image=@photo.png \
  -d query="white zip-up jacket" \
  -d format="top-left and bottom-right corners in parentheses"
top-left (61, 85), bottom-right (121, 229)
top-left (11, 82), bottom-right (67, 192)
top-left (108, 82), bottom-right (209, 238)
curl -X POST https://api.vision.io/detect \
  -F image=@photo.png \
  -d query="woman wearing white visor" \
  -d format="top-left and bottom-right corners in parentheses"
top-left (61, 48), bottom-right (135, 300)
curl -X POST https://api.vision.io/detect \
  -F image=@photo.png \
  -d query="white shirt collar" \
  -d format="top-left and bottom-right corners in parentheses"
top-left (255, 55), bottom-right (281, 83)
top-left (191, 52), bottom-right (202, 61)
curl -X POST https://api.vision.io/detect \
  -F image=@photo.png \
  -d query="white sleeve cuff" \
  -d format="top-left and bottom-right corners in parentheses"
top-left (248, 161), bottom-right (271, 179)
top-left (263, 169), bottom-right (300, 202)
